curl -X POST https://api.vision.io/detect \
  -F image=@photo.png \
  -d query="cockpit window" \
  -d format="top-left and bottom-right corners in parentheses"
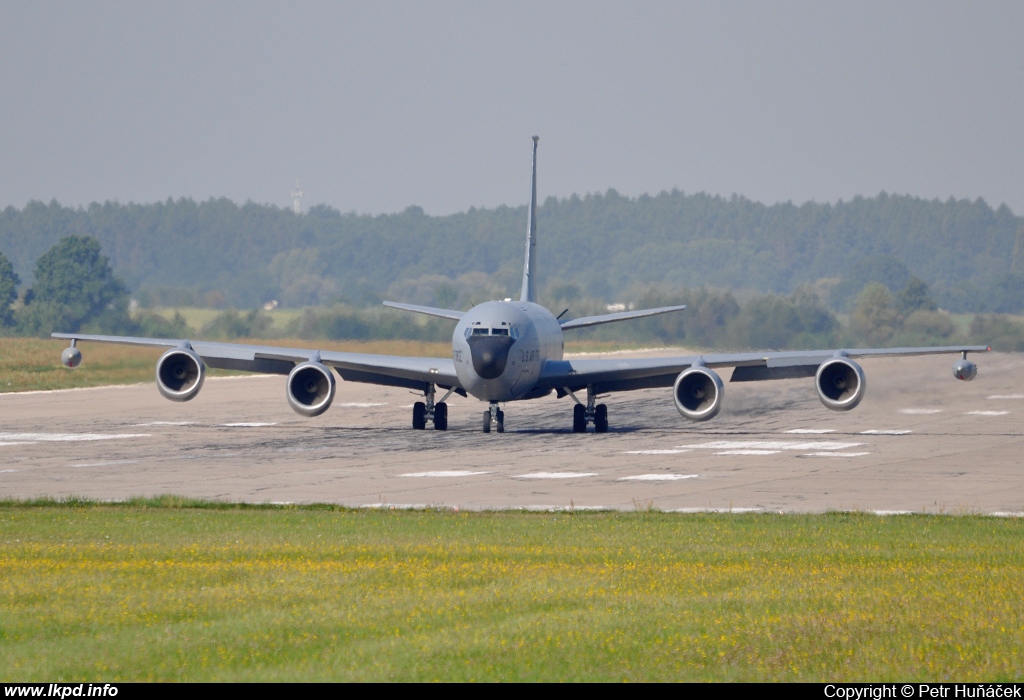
top-left (471, 327), bottom-right (489, 336)
top-left (491, 328), bottom-right (509, 336)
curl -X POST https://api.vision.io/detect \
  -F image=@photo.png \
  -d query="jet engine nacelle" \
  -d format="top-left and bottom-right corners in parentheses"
top-left (156, 347), bottom-right (206, 402)
top-left (673, 366), bottom-right (723, 422)
top-left (286, 361), bottom-right (336, 417)
top-left (952, 358), bottom-right (977, 381)
top-left (815, 357), bottom-right (865, 411)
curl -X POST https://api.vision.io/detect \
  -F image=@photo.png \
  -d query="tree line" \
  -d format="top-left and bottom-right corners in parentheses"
top-left (4, 233), bottom-right (1023, 352)
top-left (2, 190), bottom-right (1022, 313)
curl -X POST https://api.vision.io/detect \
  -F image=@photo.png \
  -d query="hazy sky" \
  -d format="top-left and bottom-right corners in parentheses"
top-left (2, 1), bottom-right (1022, 215)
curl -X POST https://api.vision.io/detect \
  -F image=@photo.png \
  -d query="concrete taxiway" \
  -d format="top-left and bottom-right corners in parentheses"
top-left (1, 349), bottom-right (1021, 514)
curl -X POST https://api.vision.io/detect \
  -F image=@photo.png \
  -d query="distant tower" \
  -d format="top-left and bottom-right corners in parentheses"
top-left (291, 180), bottom-right (304, 215)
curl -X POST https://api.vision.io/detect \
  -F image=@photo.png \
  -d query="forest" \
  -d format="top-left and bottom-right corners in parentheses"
top-left (0, 191), bottom-right (1022, 351)
top-left (1, 190), bottom-right (1021, 312)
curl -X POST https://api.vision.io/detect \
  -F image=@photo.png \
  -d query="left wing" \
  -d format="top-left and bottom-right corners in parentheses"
top-left (52, 333), bottom-right (463, 394)
top-left (537, 345), bottom-right (990, 394)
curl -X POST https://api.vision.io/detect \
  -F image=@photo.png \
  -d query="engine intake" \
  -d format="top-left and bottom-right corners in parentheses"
top-left (156, 347), bottom-right (206, 402)
top-left (952, 359), bottom-right (977, 381)
top-left (287, 361), bottom-right (336, 417)
top-left (815, 358), bottom-right (865, 411)
top-left (673, 366), bottom-right (723, 422)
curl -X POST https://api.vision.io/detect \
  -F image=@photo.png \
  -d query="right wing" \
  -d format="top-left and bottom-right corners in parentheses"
top-left (52, 333), bottom-right (464, 394)
top-left (536, 345), bottom-right (991, 394)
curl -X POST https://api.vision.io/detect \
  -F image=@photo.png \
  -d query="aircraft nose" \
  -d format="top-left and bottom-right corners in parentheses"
top-left (468, 336), bottom-right (516, 380)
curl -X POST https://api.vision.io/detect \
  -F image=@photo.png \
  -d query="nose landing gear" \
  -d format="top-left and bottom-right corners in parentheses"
top-left (482, 402), bottom-right (504, 433)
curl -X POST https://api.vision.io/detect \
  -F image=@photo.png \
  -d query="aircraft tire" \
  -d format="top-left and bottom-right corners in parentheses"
top-left (434, 402), bottom-right (448, 431)
top-left (412, 402), bottom-right (427, 430)
top-left (496, 409), bottom-right (504, 433)
top-left (594, 404), bottom-right (608, 433)
top-left (572, 404), bottom-right (586, 433)
top-left (482, 410), bottom-right (491, 433)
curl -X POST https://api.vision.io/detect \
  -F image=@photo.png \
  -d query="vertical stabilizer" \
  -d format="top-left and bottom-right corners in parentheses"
top-left (519, 136), bottom-right (539, 303)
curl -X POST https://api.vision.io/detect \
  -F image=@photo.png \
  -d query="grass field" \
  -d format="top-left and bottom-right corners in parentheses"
top-left (0, 337), bottom-right (663, 393)
top-left (2, 501), bottom-right (1022, 681)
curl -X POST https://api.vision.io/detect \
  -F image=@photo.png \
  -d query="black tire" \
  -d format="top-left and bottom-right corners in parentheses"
top-left (434, 402), bottom-right (448, 431)
top-left (482, 410), bottom-right (491, 433)
top-left (412, 402), bottom-right (426, 430)
top-left (496, 409), bottom-right (505, 434)
top-left (594, 403), bottom-right (608, 433)
top-left (572, 404), bottom-right (586, 433)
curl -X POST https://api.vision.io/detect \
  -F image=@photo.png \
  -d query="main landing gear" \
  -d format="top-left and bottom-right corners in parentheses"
top-left (412, 384), bottom-right (451, 431)
top-left (482, 402), bottom-right (504, 433)
top-left (570, 386), bottom-right (608, 433)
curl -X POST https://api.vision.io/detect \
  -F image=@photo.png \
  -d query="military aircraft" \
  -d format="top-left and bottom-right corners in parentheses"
top-left (54, 137), bottom-right (989, 434)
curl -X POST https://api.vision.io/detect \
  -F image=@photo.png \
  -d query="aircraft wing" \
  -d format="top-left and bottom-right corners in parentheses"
top-left (536, 345), bottom-right (991, 394)
top-left (51, 333), bottom-right (463, 394)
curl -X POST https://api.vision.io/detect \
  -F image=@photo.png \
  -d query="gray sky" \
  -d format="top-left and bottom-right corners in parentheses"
top-left (2, 1), bottom-right (1022, 215)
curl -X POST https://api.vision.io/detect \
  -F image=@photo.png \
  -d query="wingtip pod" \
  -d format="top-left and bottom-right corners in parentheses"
top-left (61, 346), bottom-right (82, 369)
top-left (952, 358), bottom-right (977, 381)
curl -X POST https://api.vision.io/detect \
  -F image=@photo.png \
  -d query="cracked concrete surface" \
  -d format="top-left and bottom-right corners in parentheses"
top-left (1, 351), bottom-right (1021, 514)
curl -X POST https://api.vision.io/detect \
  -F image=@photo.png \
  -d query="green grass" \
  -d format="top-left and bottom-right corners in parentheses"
top-left (148, 307), bottom-right (307, 334)
top-left (1, 501), bottom-right (1022, 681)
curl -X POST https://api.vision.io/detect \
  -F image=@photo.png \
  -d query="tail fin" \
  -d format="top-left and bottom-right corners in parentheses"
top-left (519, 136), bottom-right (539, 303)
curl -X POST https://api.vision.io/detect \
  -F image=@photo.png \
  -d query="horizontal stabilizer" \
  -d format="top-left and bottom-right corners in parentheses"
top-left (383, 301), bottom-right (465, 321)
top-left (559, 305), bottom-right (686, 330)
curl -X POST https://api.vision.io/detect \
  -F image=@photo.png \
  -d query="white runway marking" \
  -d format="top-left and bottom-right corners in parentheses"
top-left (899, 409), bottom-right (943, 415)
top-left (784, 429), bottom-right (835, 434)
top-left (67, 460), bottom-right (139, 468)
top-left (988, 395), bottom-right (1024, 400)
top-left (716, 449), bottom-right (780, 455)
top-left (219, 422), bottom-right (278, 427)
top-left (860, 430), bottom-right (912, 435)
top-left (0, 384), bottom-right (146, 397)
top-left (338, 403), bottom-right (387, 408)
top-left (0, 432), bottom-right (150, 443)
top-left (400, 470), bottom-right (491, 478)
top-left (514, 472), bottom-right (598, 479)
top-left (683, 440), bottom-right (864, 451)
top-left (991, 512), bottom-right (1024, 518)
top-left (0, 469), bottom-right (18, 473)
top-left (0, 441), bottom-right (35, 447)
top-left (800, 452), bottom-right (870, 458)
top-left (618, 474), bottom-right (699, 481)
top-left (966, 411), bottom-right (1009, 416)
top-left (624, 449), bottom-right (690, 455)
top-left (872, 510), bottom-right (914, 516)
top-left (134, 421), bottom-right (198, 426)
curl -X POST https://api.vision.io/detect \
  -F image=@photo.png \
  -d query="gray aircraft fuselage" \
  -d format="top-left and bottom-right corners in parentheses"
top-left (453, 300), bottom-right (563, 402)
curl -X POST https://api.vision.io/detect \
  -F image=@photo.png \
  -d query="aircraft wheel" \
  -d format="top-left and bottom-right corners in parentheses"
top-left (434, 402), bottom-right (448, 431)
top-left (482, 410), bottom-right (491, 434)
top-left (594, 404), bottom-right (608, 433)
top-left (572, 404), bottom-right (586, 433)
top-left (412, 402), bottom-right (426, 430)
top-left (496, 409), bottom-right (505, 434)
